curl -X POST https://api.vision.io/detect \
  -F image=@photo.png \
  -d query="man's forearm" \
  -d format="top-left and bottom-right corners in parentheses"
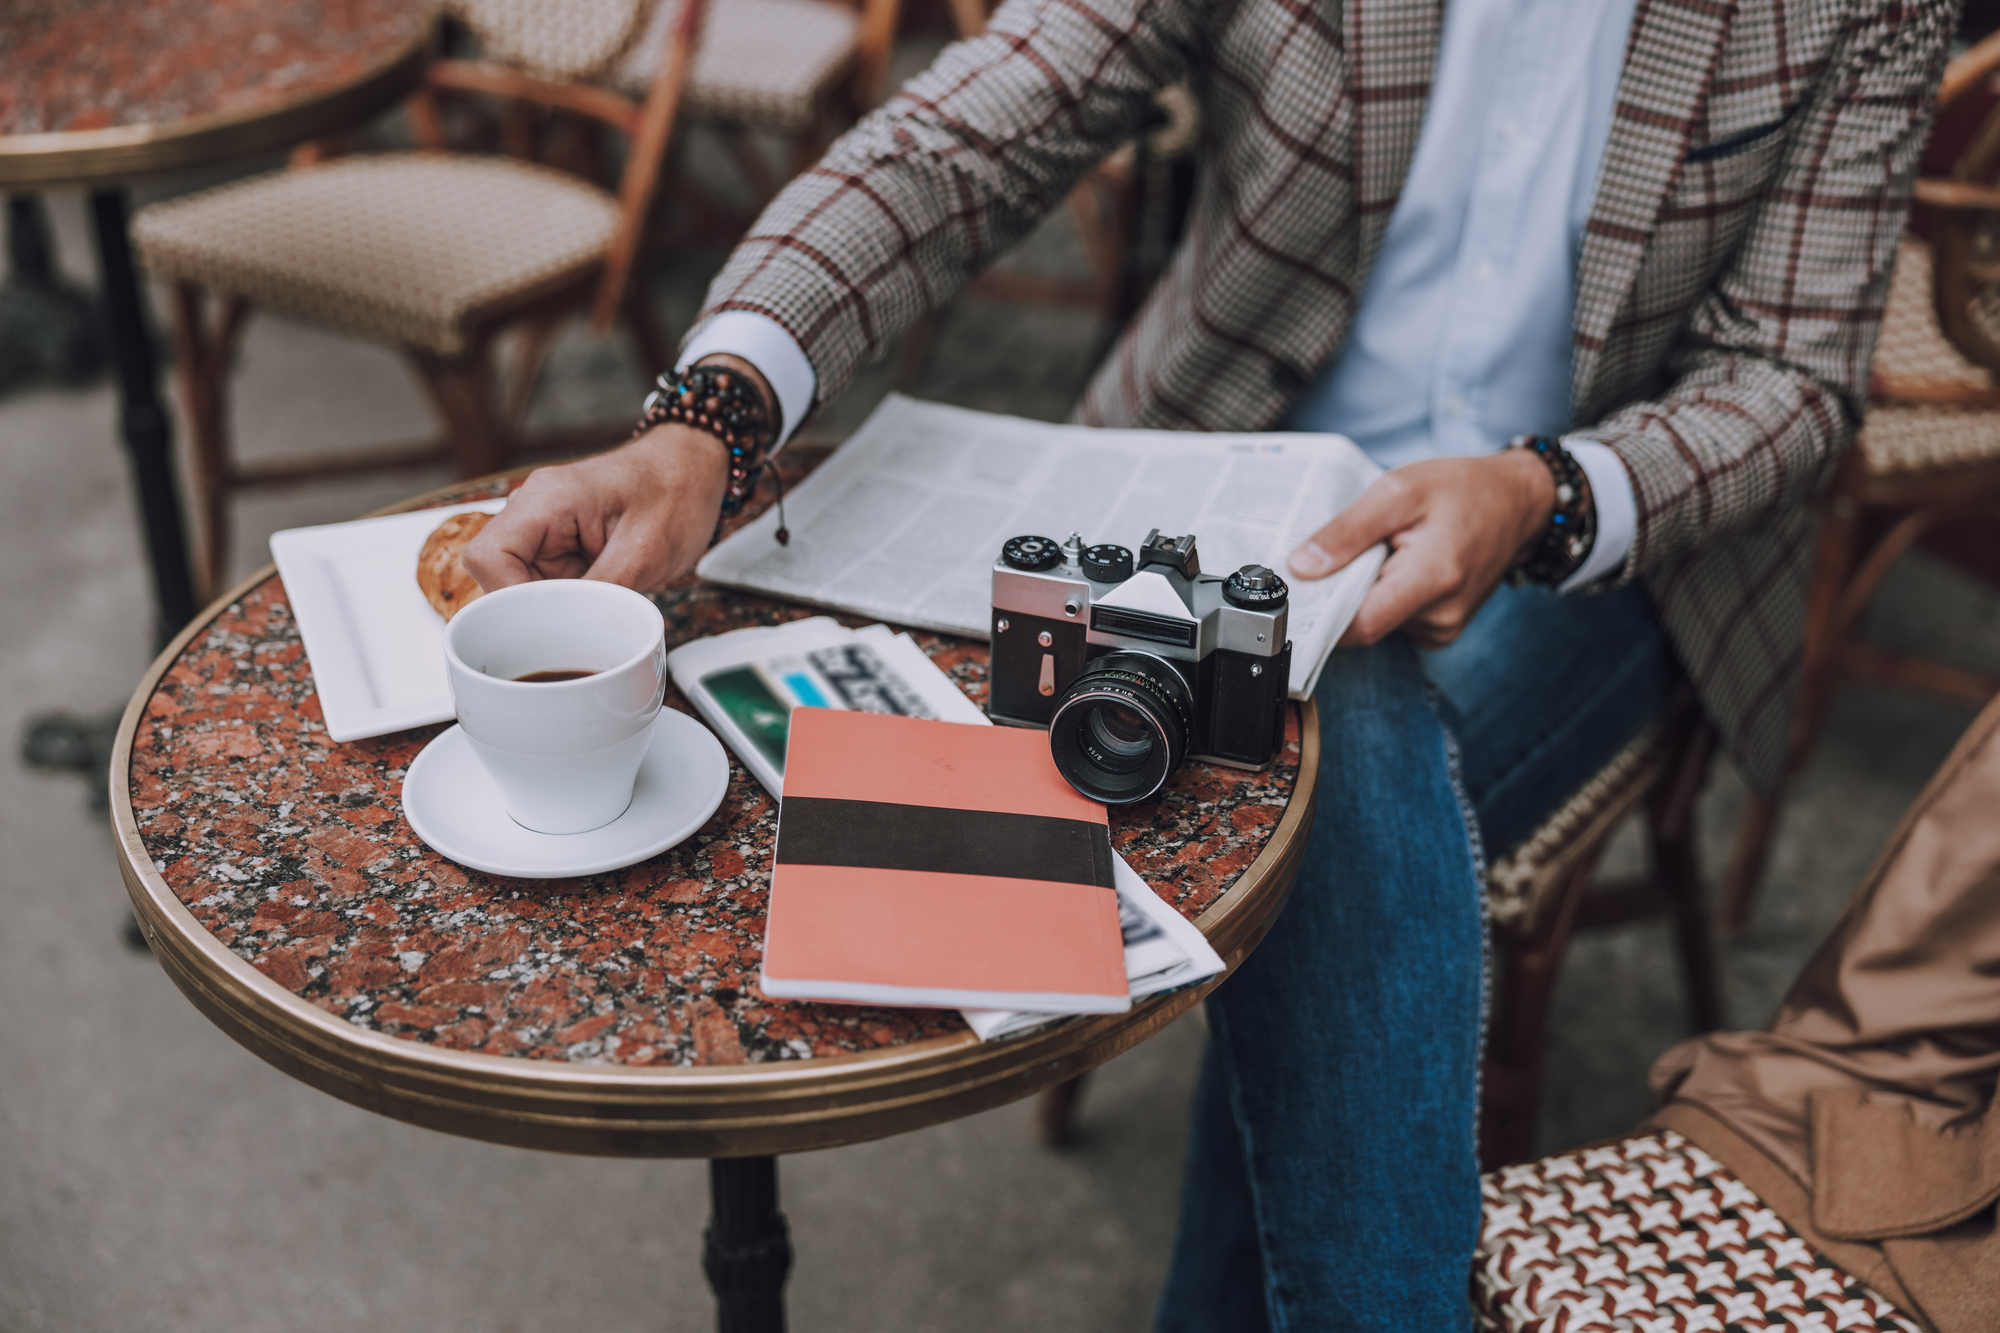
top-left (688, 0), bottom-right (1195, 415)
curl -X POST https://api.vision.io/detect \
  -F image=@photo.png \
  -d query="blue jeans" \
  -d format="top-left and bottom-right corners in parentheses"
top-left (1156, 581), bottom-right (1674, 1332)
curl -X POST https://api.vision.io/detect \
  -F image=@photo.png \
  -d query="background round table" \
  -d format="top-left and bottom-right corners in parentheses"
top-left (0, 0), bottom-right (435, 639)
top-left (110, 468), bottom-right (1320, 1329)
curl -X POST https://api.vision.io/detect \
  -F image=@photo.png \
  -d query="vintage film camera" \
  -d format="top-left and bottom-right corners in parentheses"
top-left (989, 529), bottom-right (1292, 804)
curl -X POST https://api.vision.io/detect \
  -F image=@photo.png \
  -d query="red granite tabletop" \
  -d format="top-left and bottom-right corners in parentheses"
top-left (0, 0), bottom-right (434, 187)
top-left (122, 472), bottom-right (1304, 1073)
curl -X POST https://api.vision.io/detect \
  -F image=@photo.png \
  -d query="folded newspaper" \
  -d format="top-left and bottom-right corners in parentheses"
top-left (667, 616), bottom-right (1225, 1038)
top-left (697, 395), bottom-right (1387, 699)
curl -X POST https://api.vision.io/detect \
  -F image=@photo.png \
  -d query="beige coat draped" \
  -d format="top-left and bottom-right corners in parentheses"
top-left (1652, 695), bottom-right (2000, 1332)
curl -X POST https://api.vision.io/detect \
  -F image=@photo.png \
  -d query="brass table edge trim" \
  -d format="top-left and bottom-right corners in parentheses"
top-left (110, 549), bottom-right (1322, 1153)
top-left (0, 21), bottom-right (434, 190)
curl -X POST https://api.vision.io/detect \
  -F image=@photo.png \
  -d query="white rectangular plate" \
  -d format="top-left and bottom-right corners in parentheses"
top-left (270, 500), bottom-right (507, 743)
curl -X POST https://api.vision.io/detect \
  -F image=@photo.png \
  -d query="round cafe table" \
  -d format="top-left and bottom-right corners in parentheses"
top-left (109, 468), bottom-right (1320, 1332)
top-left (0, 0), bottom-right (434, 639)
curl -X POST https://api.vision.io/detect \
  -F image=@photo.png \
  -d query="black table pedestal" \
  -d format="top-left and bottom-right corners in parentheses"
top-left (88, 188), bottom-right (196, 641)
top-left (0, 194), bottom-right (103, 391)
top-left (704, 1156), bottom-right (793, 1333)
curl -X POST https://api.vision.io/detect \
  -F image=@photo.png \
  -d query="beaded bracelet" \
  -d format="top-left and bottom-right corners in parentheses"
top-left (1506, 434), bottom-right (1596, 587)
top-left (638, 363), bottom-right (788, 543)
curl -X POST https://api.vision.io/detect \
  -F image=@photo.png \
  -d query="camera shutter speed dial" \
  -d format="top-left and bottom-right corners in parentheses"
top-left (1001, 535), bottom-right (1062, 571)
top-left (1223, 564), bottom-right (1289, 610)
top-left (1081, 544), bottom-right (1134, 583)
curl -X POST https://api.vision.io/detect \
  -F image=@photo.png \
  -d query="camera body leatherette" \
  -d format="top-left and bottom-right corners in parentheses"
top-left (988, 531), bottom-right (1291, 771)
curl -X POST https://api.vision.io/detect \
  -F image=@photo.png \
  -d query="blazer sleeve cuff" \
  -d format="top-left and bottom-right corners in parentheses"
top-left (679, 310), bottom-right (819, 449)
top-left (1559, 438), bottom-right (1638, 592)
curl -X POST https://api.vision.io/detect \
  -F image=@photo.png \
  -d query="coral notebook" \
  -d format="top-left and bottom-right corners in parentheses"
top-left (759, 708), bottom-right (1130, 1013)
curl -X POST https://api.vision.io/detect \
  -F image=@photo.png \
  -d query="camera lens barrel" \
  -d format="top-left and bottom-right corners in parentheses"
top-left (1047, 651), bottom-right (1192, 804)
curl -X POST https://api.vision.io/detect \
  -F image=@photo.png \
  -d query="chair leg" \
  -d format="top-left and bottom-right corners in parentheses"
top-left (410, 347), bottom-right (507, 478)
top-left (1035, 1074), bottom-right (1087, 1146)
top-left (1719, 793), bottom-right (1781, 938)
top-left (501, 313), bottom-right (566, 442)
top-left (621, 267), bottom-right (676, 382)
top-left (1653, 811), bottom-right (1723, 1035)
top-left (1481, 854), bottom-right (1597, 1170)
top-left (167, 283), bottom-right (249, 602)
top-left (1719, 486), bottom-right (1864, 934)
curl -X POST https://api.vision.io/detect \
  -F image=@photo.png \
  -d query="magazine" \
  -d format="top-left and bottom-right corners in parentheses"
top-left (668, 615), bottom-right (1225, 1035)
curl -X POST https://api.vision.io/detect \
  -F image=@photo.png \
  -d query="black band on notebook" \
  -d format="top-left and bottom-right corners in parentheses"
top-left (775, 797), bottom-right (1115, 889)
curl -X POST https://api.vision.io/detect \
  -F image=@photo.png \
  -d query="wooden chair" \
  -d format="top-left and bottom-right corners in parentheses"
top-left (592, 0), bottom-right (905, 234)
top-left (1036, 693), bottom-right (1724, 1169)
top-left (889, 0), bottom-right (1199, 389)
top-left (1479, 693), bottom-right (1720, 1168)
top-left (1719, 30), bottom-right (2000, 934)
top-left (130, 0), bottom-right (703, 601)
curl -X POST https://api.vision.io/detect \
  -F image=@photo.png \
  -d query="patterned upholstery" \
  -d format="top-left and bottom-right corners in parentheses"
top-left (1475, 1130), bottom-right (1924, 1333)
top-left (451, 0), bottom-right (653, 80)
top-left (1857, 237), bottom-right (2000, 476)
top-left (1485, 721), bottom-right (1669, 933)
top-left (609, 0), bottom-right (862, 129)
top-left (132, 156), bottom-right (622, 357)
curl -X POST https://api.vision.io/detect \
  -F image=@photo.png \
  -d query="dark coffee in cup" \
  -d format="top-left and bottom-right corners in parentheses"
top-left (512, 669), bottom-right (599, 683)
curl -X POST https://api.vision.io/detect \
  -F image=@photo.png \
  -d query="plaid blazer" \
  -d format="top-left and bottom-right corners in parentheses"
top-left (698, 0), bottom-right (1955, 791)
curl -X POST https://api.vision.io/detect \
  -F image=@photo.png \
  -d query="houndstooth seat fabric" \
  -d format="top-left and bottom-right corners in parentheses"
top-left (610, 0), bottom-right (863, 130)
top-left (1475, 1130), bottom-right (1924, 1333)
top-left (132, 155), bottom-right (622, 357)
top-left (1856, 236), bottom-right (2000, 476)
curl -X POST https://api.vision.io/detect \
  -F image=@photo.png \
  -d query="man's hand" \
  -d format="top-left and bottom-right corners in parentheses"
top-left (1286, 451), bottom-right (1556, 649)
top-left (463, 425), bottom-right (730, 593)
top-left (463, 355), bottom-right (771, 594)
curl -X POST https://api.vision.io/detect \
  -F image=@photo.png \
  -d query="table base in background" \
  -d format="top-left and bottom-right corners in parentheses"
top-left (90, 188), bottom-right (197, 642)
top-left (706, 1157), bottom-right (793, 1333)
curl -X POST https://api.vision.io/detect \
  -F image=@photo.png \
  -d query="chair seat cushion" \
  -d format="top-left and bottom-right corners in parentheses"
top-left (1475, 1130), bottom-right (1923, 1332)
top-left (611, 0), bottom-right (861, 130)
top-left (132, 155), bottom-right (622, 357)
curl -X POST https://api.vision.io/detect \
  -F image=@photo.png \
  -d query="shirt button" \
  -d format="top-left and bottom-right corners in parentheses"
top-left (1475, 261), bottom-right (1494, 282)
top-left (1445, 396), bottom-right (1466, 418)
top-left (1501, 120), bottom-right (1521, 141)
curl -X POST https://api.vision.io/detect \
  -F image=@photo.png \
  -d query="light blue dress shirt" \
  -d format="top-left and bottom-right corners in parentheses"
top-left (685, 0), bottom-right (1643, 585)
top-left (1285, 0), bottom-right (1643, 585)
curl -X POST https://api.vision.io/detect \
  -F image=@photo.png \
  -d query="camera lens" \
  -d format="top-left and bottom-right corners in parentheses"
top-left (1090, 702), bottom-right (1153, 757)
top-left (1048, 651), bottom-right (1191, 804)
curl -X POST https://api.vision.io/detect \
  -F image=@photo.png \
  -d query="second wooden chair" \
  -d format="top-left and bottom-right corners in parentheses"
top-left (132, 0), bottom-right (704, 599)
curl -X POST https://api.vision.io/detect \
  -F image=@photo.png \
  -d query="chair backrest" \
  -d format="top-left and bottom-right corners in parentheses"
top-left (1916, 28), bottom-right (2000, 373)
top-left (418, 0), bottom-right (710, 331)
top-left (450, 0), bottom-right (653, 81)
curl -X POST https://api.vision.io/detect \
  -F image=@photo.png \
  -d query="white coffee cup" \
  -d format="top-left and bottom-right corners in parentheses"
top-left (442, 580), bottom-right (667, 835)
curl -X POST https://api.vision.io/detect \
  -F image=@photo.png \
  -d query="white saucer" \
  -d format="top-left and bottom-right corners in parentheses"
top-left (402, 709), bottom-right (732, 879)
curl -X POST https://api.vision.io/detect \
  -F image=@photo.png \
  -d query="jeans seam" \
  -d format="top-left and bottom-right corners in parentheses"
top-left (1425, 677), bottom-right (1492, 1313)
top-left (1205, 1001), bottom-right (1287, 1333)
